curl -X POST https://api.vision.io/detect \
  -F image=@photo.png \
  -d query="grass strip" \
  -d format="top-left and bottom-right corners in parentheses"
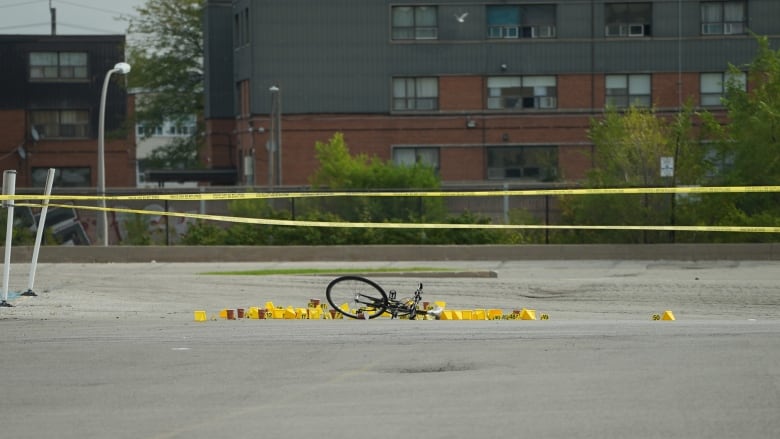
top-left (201, 267), bottom-right (455, 276)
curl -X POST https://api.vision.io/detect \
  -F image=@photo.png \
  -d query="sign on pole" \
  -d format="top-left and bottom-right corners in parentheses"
top-left (660, 156), bottom-right (675, 178)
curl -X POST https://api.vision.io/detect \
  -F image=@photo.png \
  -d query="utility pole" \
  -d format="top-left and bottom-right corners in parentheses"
top-left (49, 0), bottom-right (56, 35)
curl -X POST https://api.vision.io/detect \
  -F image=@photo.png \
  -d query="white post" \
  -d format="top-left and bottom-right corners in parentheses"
top-left (97, 62), bottom-right (131, 247)
top-left (200, 186), bottom-right (206, 215)
top-left (503, 182), bottom-right (510, 224)
top-left (276, 88), bottom-right (282, 185)
top-left (2, 170), bottom-right (17, 307)
top-left (24, 168), bottom-right (56, 296)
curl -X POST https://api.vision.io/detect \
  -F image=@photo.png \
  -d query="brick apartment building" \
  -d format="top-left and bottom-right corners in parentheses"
top-left (203, 0), bottom-right (780, 187)
top-left (0, 35), bottom-right (134, 189)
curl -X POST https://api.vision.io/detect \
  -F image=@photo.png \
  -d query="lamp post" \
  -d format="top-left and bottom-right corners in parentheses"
top-left (268, 85), bottom-right (281, 186)
top-left (97, 62), bottom-right (130, 246)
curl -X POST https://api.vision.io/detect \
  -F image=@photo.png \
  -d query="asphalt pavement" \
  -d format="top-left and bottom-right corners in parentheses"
top-left (1, 260), bottom-right (779, 438)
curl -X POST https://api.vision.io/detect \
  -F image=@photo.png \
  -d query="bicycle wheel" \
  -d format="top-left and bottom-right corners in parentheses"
top-left (326, 276), bottom-right (388, 319)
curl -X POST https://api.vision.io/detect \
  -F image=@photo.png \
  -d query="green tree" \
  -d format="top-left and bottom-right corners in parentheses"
top-left (310, 133), bottom-right (444, 223)
top-left (561, 105), bottom-right (707, 243)
top-left (119, 214), bottom-right (153, 245)
top-left (586, 106), bottom-right (701, 187)
top-left (720, 36), bottom-right (780, 186)
top-left (125, 0), bottom-right (204, 169)
top-left (690, 36), bottom-right (780, 241)
top-left (142, 134), bottom-right (202, 170)
top-left (180, 133), bottom-right (519, 245)
top-left (561, 37), bottom-right (780, 244)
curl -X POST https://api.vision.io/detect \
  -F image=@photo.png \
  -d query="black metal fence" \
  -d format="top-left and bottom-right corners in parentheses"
top-left (13, 184), bottom-right (779, 245)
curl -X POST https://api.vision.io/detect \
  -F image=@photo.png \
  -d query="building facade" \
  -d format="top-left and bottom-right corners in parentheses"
top-left (203, 0), bottom-right (780, 187)
top-left (134, 109), bottom-right (198, 188)
top-left (0, 35), bottom-right (134, 189)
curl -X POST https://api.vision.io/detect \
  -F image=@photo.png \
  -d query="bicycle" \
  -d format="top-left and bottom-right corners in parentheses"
top-left (325, 275), bottom-right (442, 320)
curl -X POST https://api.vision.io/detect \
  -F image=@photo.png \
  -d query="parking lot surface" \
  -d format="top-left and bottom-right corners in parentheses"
top-left (1, 260), bottom-right (779, 438)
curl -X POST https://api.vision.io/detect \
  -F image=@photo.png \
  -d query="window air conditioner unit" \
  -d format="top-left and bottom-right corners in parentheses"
top-left (628, 24), bottom-right (645, 36)
top-left (702, 23), bottom-right (722, 35)
top-left (723, 23), bottom-right (743, 35)
top-left (532, 25), bottom-right (555, 38)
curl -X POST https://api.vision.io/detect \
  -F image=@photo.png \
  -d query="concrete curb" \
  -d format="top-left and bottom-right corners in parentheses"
top-left (6, 243), bottom-right (779, 263)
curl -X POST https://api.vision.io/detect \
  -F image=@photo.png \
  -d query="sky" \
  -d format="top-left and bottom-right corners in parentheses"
top-left (0, 0), bottom-right (146, 35)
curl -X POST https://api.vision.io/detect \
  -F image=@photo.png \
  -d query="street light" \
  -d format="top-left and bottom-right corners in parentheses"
top-left (97, 62), bottom-right (131, 246)
top-left (268, 85), bottom-right (281, 186)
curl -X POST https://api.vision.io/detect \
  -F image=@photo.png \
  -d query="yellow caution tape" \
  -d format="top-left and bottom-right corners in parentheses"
top-left (9, 185), bottom-right (779, 234)
top-left (16, 202), bottom-right (779, 234)
top-left (3, 185), bottom-right (780, 202)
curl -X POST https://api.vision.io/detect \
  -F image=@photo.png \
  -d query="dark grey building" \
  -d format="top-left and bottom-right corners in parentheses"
top-left (0, 34), bottom-right (133, 188)
top-left (203, 0), bottom-right (780, 186)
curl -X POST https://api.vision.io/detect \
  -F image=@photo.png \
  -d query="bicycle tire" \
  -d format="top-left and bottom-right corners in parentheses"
top-left (326, 275), bottom-right (388, 319)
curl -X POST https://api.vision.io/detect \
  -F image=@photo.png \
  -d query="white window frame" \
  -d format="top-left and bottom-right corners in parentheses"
top-left (486, 145), bottom-right (558, 181)
top-left (29, 51), bottom-right (88, 81)
top-left (606, 23), bottom-right (646, 37)
top-left (487, 76), bottom-right (557, 110)
top-left (32, 167), bottom-right (91, 188)
top-left (531, 25), bottom-right (556, 38)
top-left (30, 109), bottom-right (90, 138)
top-left (605, 74), bottom-right (651, 108)
top-left (701, 1), bottom-right (746, 36)
top-left (393, 146), bottom-right (440, 172)
top-left (392, 77), bottom-right (439, 111)
top-left (487, 5), bottom-right (557, 40)
top-left (700, 71), bottom-right (746, 106)
top-left (604, 2), bottom-right (652, 38)
top-left (391, 6), bottom-right (438, 40)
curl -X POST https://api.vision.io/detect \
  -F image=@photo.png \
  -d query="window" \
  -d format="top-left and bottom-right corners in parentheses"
top-left (487, 146), bottom-right (558, 181)
top-left (701, 1), bottom-right (746, 35)
top-left (604, 3), bottom-right (651, 37)
top-left (32, 167), bottom-right (90, 188)
top-left (29, 52), bottom-right (88, 80)
top-left (605, 74), bottom-right (651, 107)
top-left (487, 5), bottom-right (556, 39)
top-left (30, 110), bottom-right (90, 138)
top-left (138, 118), bottom-right (194, 138)
top-left (393, 147), bottom-right (440, 172)
top-left (487, 76), bottom-right (557, 110)
top-left (137, 125), bottom-right (163, 137)
top-left (166, 123), bottom-right (193, 136)
top-left (391, 6), bottom-right (437, 40)
top-left (233, 7), bottom-right (250, 47)
top-left (174, 125), bottom-right (193, 136)
top-left (700, 71), bottom-right (746, 106)
top-left (137, 158), bottom-right (152, 186)
top-left (703, 143), bottom-right (734, 179)
top-left (393, 78), bottom-right (438, 111)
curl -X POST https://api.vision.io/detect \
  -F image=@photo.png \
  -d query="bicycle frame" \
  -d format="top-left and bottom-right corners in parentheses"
top-left (326, 276), bottom-right (441, 320)
top-left (384, 284), bottom-right (423, 319)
